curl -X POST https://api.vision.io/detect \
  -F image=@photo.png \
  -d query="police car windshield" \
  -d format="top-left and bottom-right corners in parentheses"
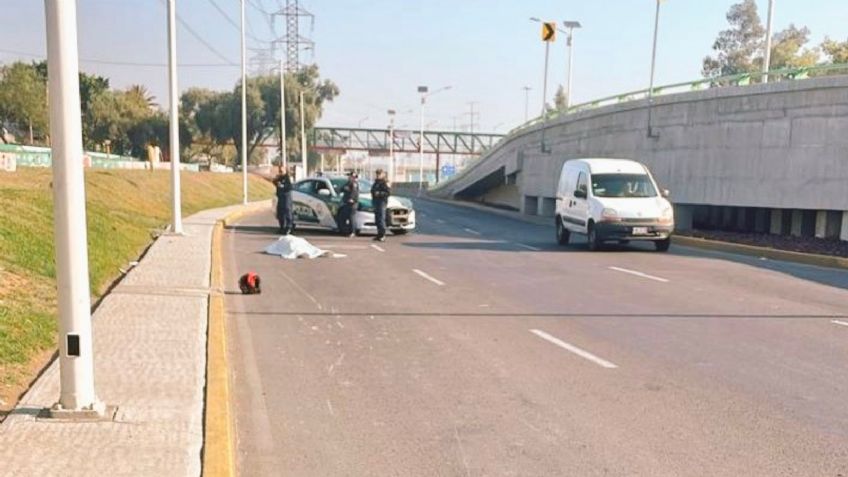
top-left (591, 174), bottom-right (657, 198)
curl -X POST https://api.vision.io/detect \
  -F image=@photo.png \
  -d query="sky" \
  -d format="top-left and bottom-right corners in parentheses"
top-left (1, 0), bottom-right (847, 133)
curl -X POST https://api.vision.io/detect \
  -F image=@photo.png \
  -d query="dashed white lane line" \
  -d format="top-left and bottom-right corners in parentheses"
top-left (370, 244), bottom-right (385, 252)
top-left (530, 329), bottom-right (619, 369)
top-left (463, 227), bottom-right (481, 235)
top-left (832, 320), bottom-right (848, 327)
top-left (412, 268), bottom-right (446, 286)
top-left (608, 266), bottom-right (669, 283)
top-left (515, 243), bottom-right (542, 251)
top-left (436, 219), bottom-right (446, 224)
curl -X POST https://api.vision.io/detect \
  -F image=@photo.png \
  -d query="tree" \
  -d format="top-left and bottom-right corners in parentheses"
top-left (702, 0), bottom-right (765, 78)
top-left (189, 64), bottom-right (339, 167)
top-left (86, 87), bottom-right (157, 155)
top-left (0, 62), bottom-right (48, 144)
top-left (821, 37), bottom-right (848, 64)
top-left (769, 24), bottom-right (819, 69)
top-left (553, 85), bottom-right (568, 110)
top-left (127, 84), bottom-right (157, 109)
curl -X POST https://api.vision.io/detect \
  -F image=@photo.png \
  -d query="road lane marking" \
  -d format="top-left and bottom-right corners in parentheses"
top-left (412, 268), bottom-right (445, 286)
top-left (529, 329), bottom-right (619, 369)
top-left (608, 266), bottom-right (669, 283)
top-left (436, 219), bottom-right (446, 224)
top-left (463, 227), bottom-right (481, 235)
top-left (832, 320), bottom-right (848, 327)
top-left (515, 243), bottom-right (542, 251)
top-left (370, 244), bottom-right (385, 252)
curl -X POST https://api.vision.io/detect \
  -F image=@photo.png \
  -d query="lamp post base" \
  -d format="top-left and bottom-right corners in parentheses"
top-left (41, 402), bottom-right (117, 422)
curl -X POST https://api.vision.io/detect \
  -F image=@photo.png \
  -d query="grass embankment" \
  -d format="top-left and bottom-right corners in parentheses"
top-left (0, 168), bottom-right (273, 411)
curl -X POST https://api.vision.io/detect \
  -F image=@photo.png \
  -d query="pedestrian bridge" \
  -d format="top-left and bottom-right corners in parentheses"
top-left (431, 65), bottom-right (848, 242)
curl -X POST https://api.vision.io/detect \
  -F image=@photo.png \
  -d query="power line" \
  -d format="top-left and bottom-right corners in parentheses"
top-left (208, 0), bottom-right (271, 43)
top-left (157, 0), bottom-right (237, 65)
top-left (0, 48), bottom-right (237, 68)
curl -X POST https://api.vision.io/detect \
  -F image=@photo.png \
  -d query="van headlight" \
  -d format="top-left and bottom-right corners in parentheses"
top-left (658, 206), bottom-right (674, 224)
top-left (601, 208), bottom-right (620, 222)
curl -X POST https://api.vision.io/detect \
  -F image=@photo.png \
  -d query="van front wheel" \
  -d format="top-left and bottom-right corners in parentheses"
top-left (555, 217), bottom-right (570, 245)
top-left (587, 224), bottom-right (602, 251)
top-left (654, 237), bottom-right (671, 252)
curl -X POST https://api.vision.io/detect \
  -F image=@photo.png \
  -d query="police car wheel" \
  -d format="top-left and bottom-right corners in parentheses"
top-left (391, 229), bottom-right (409, 235)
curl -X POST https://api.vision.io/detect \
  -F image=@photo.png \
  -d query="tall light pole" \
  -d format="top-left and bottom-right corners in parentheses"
top-left (357, 116), bottom-right (368, 128)
top-left (240, 0), bottom-right (247, 203)
top-left (763, 0), bottom-right (775, 83)
top-left (280, 59), bottom-right (287, 169)
top-left (522, 86), bottom-right (532, 122)
top-left (388, 109), bottom-right (396, 183)
top-left (167, 0), bottom-right (182, 234)
top-left (44, 0), bottom-right (102, 415)
top-left (563, 21), bottom-right (581, 110)
top-left (647, 0), bottom-right (662, 137)
top-left (417, 84), bottom-right (451, 190)
top-left (530, 17), bottom-right (556, 117)
top-left (300, 90), bottom-right (307, 175)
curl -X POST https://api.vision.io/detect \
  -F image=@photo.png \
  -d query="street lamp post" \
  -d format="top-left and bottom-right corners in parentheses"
top-left (44, 0), bottom-right (103, 415)
top-left (416, 85), bottom-right (451, 191)
top-left (563, 21), bottom-right (582, 110)
top-left (280, 59), bottom-right (287, 169)
top-left (522, 86), bottom-right (531, 122)
top-left (357, 116), bottom-right (368, 128)
top-left (388, 109), bottom-right (396, 183)
top-left (167, 0), bottom-right (182, 234)
top-left (240, 0), bottom-right (248, 203)
top-left (300, 91), bottom-right (307, 176)
top-left (763, 0), bottom-right (775, 83)
top-left (647, 0), bottom-right (662, 137)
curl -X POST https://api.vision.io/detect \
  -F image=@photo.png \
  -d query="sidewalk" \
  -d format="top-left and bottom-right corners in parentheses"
top-left (0, 202), bottom-right (261, 477)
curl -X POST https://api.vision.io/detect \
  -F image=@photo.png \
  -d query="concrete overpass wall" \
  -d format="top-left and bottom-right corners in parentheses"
top-left (435, 75), bottom-right (848, 240)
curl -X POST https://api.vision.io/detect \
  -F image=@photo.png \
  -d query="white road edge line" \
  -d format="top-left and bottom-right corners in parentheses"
top-left (412, 268), bottom-right (446, 286)
top-left (608, 266), bottom-right (669, 283)
top-left (529, 329), bottom-right (619, 369)
top-left (463, 227), bottom-right (481, 235)
top-left (370, 244), bottom-right (385, 252)
top-left (515, 243), bottom-right (541, 251)
top-left (831, 320), bottom-right (848, 327)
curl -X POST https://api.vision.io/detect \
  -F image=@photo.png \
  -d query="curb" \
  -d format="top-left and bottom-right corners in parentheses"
top-left (673, 235), bottom-right (848, 270)
top-left (427, 197), bottom-right (848, 271)
top-left (203, 202), bottom-right (268, 477)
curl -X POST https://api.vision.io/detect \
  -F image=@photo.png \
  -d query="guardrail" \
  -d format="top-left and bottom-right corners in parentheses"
top-left (432, 63), bottom-right (848, 192)
top-left (511, 63), bottom-right (848, 136)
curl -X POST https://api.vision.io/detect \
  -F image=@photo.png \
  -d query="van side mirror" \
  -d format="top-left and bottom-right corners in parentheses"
top-left (574, 189), bottom-right (587, 199)
top-left (661, 189), bottom-right (670, 198)
top-left (318, 188), bottom-right (331, 197)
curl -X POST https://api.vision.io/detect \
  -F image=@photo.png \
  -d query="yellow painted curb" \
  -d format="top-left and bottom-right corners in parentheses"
top-left (674, 235), bottom-right (848, 270)
top-left (203, 202), bottom-right (269, 477)
top-left (204, 219), bottom-right (234, 477)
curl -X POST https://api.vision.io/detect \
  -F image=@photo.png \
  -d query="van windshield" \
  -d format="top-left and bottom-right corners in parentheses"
top-left (591, 174), bottom-right (657, 198)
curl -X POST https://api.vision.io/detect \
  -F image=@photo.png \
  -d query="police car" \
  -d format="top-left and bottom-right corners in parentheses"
top-left (273, 175), bottom-right (416, 235)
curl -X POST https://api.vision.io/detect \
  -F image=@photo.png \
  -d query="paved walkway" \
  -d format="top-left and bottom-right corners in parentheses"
top-left (0, 203), bottom-right (258, 477)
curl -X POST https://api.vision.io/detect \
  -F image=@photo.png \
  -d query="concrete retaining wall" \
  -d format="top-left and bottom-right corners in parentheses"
top-left (435, 75), bottom-right (848, 240)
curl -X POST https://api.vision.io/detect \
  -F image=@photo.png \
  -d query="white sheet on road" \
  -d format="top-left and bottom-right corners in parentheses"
top-left (264, 235), bottom-right (345, 259)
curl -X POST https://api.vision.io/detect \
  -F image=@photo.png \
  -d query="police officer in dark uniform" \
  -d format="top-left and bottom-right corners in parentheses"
top-left (370, 169), bottom-right (391, 241)
top-left (340, 172), bottom-right (360, 237)
top-left (272, 165), bottom-right (294, 235)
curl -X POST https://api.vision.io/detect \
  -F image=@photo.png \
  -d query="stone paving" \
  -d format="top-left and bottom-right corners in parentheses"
top-left (0, 204), bottom-right (249, 477)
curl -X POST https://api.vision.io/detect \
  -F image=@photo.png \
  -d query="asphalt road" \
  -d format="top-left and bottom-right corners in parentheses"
top-left (223, 198), bottom-right (848, 477)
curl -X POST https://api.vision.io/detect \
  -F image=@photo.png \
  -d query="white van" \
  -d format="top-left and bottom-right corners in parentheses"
top-left (554, 158), bottom-right (674, 251)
